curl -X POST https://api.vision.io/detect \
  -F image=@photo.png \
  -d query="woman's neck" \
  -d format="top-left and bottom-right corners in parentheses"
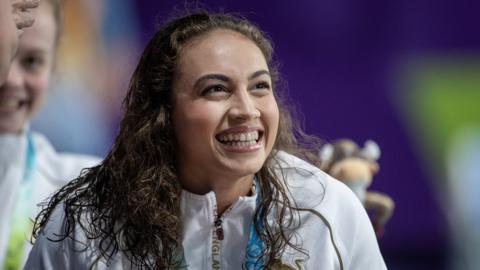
top-left (180, 172), bottom-right (254, 216)
top-left (213, 176), bottom-right (254, 215)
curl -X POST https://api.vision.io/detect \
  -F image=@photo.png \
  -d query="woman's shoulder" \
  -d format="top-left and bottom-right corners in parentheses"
top-left (25, 204), bottom-right (90, 269)
top-left (25, 204), bottom-right (125, 270)
top-left (273, 150), bottom-right (371, 226)
top-left (273, 150), bottom-right (358, 209)
top-left (273, 151), bottom-right (387, 269)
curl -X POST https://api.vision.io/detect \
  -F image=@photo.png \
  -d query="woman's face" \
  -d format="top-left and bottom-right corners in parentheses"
top-left (0, 3), bottom-right (56, 133)
top-left (173, 29), bottom-right (279, 182)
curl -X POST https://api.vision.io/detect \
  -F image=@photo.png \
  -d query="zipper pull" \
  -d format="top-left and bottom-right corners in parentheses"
top-left (214, 217), bottom-right (224, 240)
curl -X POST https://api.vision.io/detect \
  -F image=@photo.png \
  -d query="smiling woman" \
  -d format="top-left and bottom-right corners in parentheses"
top-left (173, 29), bottom-right (279, 209)
top-left (25, 11), bottom-right (387, 270)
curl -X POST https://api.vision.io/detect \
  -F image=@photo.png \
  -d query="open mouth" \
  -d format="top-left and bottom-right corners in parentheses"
top-left (215, 130), bottom-right (264, 148)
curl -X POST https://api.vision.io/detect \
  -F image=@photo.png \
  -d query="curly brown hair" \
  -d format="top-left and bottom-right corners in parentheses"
top-left (32, 11), bottom-right (322, 269)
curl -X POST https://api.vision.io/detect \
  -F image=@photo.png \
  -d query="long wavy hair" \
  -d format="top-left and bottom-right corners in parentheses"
top-left (32, 11), bottom-right (322, 269)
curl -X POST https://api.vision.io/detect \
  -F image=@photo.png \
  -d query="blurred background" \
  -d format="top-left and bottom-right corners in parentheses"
top-left (31, 0), bottom-right (480, 269)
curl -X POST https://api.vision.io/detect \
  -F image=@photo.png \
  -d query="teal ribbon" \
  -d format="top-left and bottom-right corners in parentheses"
top-left (3, 131), bottom-right (36, 270)
top-left (244, 176), bottom-right (264, 269)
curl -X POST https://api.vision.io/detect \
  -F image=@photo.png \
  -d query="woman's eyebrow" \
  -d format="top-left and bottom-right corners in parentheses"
top-left (18, 47), bottom-right (47, 55)
top-left (249, 69), bottom-right (270, 80)
top-left (192, 70), bottom-right (270, 88)
top-left (193, 74), bottom-right (230, 88)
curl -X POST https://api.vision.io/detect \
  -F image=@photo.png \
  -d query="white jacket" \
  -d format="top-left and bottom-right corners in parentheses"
top-left (0, 131), bottom-right (101, 268)
top-left (25, 151), bottom-right (387, 269)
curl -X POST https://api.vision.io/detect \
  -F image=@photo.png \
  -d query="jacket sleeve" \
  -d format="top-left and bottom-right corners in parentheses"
top-left (23, 206), bottom-right (92, 270)
top-left (324, 176), bottom-right (388, 270)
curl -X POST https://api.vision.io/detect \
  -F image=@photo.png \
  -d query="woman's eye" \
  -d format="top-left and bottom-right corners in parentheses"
top-left (250, 82), bottom-right (271, 95)
top-left (201, 85), bottom-right (228, 96)
top-left (22, 55), bottom-right (45, 72)
top-left (254, 82), bottom-right (271, 90)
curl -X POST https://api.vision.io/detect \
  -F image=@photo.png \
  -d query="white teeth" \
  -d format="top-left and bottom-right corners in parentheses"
top-left (217, 130), bottom-right (260, 144)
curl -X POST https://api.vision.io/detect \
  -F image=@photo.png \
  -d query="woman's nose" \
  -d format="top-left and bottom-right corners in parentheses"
top-left (229, 89), bottom-right (260, 121)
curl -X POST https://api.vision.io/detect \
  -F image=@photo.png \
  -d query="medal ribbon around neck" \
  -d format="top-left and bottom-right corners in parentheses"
top-left (176, 176), bottom-right (265, 269)
top-left (3, 131), bottom-right (36, 270)
top-left (244, 176), bottom-right (265, 269)
top-left (209, 176), bottom-right (265, 269)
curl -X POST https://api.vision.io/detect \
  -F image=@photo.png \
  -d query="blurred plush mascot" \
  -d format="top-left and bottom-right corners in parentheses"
top-left (320, 139), bottom-right (394, 236)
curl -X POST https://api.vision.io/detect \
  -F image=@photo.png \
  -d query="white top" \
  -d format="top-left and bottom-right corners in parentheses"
top-left (0, 131), bottom-right (101, 268)
top-left (24, 151), bottom-right (387, 269)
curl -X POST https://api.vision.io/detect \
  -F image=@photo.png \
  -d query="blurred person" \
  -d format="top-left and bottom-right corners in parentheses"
top-left (25, 12), bottom-right (386, 269)
top-left (0, 0), bottom-right (40, 86)
top-left (0, 0), bottom-right (100, 268)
